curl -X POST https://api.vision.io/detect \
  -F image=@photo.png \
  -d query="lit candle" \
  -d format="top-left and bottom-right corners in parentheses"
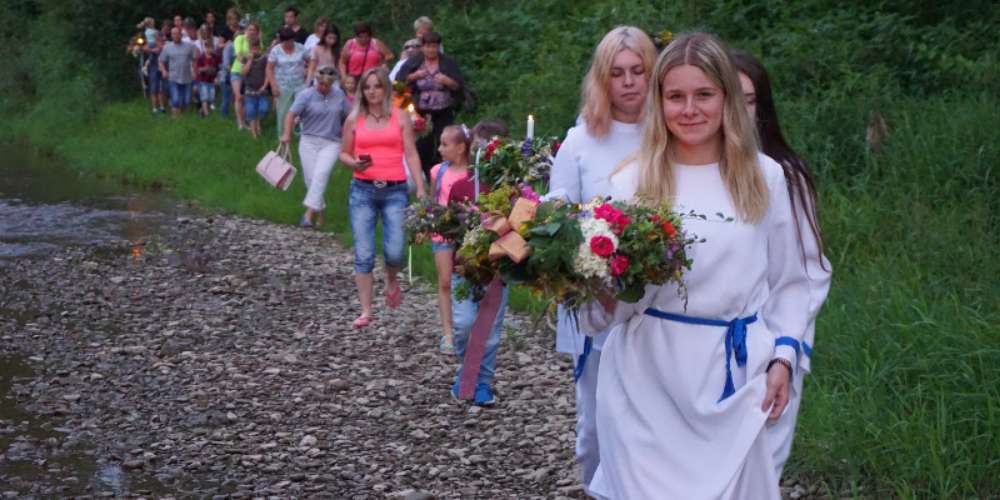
top-left (526, 114), bottom-right (534, 140)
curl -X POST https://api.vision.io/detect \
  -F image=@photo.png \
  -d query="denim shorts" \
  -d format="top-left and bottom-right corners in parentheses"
top-left (148, 68), bottom-right (165, 95)
top-left (348, 179), bottom-right (409, 273)
top-left (244, 94), bottom-right (270, 121)
top-left (432, 241), bottom-right (454, 253)
top-left (197, 82), bottom-right (216, 102)
top-left (168, 81), bottom-right (191, 109)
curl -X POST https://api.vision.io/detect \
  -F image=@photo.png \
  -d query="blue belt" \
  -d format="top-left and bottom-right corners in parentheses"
top-left (573, 311), bottom-right (813, 388)
top-left (643, 308), bottom-right (758, 402)
top-left (573, 336), bottom-right (592, 383)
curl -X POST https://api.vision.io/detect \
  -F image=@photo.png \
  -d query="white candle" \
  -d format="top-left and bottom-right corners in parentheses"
top-left (526, 114), bottom-right (534, 140)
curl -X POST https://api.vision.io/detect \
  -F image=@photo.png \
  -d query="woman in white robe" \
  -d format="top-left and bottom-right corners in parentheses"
top-left (548, 26), bottom-right (657, 495)
top-left (580, 33), bottom-right (814, 500)
top-left (731, 50), bottom-right (833, 479)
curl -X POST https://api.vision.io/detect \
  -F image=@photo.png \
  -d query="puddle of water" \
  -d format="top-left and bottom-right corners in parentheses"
top-left (0, 143), bottom-right (179, 260)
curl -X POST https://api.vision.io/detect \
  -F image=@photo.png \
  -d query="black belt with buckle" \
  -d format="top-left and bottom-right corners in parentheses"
top-left (356, 179), bottom-right (407, 188)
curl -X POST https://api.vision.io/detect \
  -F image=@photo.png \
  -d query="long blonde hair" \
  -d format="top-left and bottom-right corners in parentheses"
top-left (579, 26), bottom-right (657, 138)
top-left (349, 67), bottom-right (393, 121)
top-left (636, 32), bottom-right (767, 223)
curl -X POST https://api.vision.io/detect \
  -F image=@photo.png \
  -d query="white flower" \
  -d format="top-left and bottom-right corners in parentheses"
top-left (462, 226), bottom-right (485, 247)
top-left (572, 217), bottom-right (618, 281)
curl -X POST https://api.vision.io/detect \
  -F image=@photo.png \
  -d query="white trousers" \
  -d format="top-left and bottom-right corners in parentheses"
top-left (575, 347), bottom-right (602, 497)
top-left (298, 134), bottom-right (341, 211)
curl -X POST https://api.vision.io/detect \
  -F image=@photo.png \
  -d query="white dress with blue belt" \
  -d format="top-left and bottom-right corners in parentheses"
top-left (765, 173), bottom-right (832, 478)
top-left (580, 153), bottom-right (811, 500)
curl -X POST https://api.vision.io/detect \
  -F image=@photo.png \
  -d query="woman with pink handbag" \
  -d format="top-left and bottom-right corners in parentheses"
top-left (280, 64), bottom-right (351, 228)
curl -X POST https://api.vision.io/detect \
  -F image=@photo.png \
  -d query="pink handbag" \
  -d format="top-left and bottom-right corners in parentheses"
top-left (255, 143), bottom-right (297, 191)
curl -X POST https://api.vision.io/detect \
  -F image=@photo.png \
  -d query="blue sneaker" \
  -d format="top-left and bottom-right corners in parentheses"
top-left (473, 384), bottom-right (497, 407)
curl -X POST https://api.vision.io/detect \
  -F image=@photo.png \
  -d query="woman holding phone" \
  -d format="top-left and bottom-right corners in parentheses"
top-left (339, 67), bottom-right (427, 329)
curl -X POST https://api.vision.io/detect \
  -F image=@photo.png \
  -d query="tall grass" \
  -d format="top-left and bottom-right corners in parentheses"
top-left (784, 93), bottom-right (999, 497)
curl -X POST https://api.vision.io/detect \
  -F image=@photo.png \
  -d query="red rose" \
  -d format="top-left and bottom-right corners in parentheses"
top-left (593, 204), bottom-right (619, 223)
top-left (553, 140), bottom-right (562, 155)
top-left (595, 204), bottom-right (631, 235)
top-left (610, 254), bottom-right (629, 276)
top-left (650, 214), bottom-right (661, 223)
top-left (589, 235), bottom-right (614, 257)
top-left (662, 220), bottom-right (676, 238)
top-left (484, 142), bottom-right (497, 161)
top-left (614, 213), bottom-right (631, 230)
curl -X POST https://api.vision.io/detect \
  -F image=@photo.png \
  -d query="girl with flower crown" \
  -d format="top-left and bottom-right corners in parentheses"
top-left (547, 26), bottom-right (658, 495)
top-left (582, 32), bottom-right (814, 499)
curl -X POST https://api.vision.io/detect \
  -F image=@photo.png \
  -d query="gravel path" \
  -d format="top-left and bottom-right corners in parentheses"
top-left (0, 215), bottom-right (584, 498)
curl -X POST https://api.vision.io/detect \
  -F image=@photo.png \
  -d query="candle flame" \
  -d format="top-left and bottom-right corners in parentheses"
top-left (407, 104), bottom-right (415, 113)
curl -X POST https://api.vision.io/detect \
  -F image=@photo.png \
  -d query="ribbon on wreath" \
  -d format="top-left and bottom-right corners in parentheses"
top-left (484, 197), bottom-right (538, 263)
top-left (457, 196), bottom-right (539, 399)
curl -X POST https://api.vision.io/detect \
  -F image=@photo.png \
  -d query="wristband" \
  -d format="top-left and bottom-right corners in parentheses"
top-left (767, 358), bottom-right (793, 376)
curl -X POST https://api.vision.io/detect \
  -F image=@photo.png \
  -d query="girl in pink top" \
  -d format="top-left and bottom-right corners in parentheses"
top-left (428, 125), bottom-right (472, 353)
top-left (339, 21), bottom-right (394, 80)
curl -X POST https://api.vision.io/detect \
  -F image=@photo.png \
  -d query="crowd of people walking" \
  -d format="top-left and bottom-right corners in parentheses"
top-left (132, 8), bottom-right (831, 499)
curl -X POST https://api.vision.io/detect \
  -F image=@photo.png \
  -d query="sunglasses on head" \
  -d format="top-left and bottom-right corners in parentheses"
top-left (318, 69), bottom-right (337, 76)
top-left (404, 44), bottom-right (421, 49)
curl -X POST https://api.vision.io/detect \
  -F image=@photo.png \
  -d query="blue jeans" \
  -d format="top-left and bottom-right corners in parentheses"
top-left (348, 179), bottom-right (408, 273)
top-left (197, 82), bottom-right (216, 103)
top-left (244, 94), bottom-right (270, 121)
top-left (452, 275), bottom-right (508, 388)
top-left (148, 68), bottom-right (165, 95)
top-left (219, 78), bottom-right (232, 116)
top-left (168, 81), bottom-right (191, 109)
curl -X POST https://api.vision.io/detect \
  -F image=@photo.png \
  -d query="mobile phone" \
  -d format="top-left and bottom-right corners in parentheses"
top-left (359, 154), bottom-right (372, 164)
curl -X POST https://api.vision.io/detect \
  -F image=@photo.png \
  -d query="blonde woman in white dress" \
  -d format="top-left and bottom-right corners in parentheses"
top-left (548, 26), bottom-right (657, 496)
top-left (581, 32), bottom-right (813, 499)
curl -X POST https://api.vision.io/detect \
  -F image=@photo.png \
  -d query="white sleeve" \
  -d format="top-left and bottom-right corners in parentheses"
top-left (760, 162), bottom-right (813, 369)
top-left (549, 127), bottom-right (583, 203)
top-left (389, 60), bottom-right (405, 81)
top-left (792, 178), bottom-right (832, 373)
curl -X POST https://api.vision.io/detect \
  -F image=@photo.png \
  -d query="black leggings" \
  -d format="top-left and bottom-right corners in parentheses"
top-left (416, 108), bottom-right (455, 179)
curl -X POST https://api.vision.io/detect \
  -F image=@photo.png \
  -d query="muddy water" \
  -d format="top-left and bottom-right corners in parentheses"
top-left (0, 144), bottom-right (181, 495)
